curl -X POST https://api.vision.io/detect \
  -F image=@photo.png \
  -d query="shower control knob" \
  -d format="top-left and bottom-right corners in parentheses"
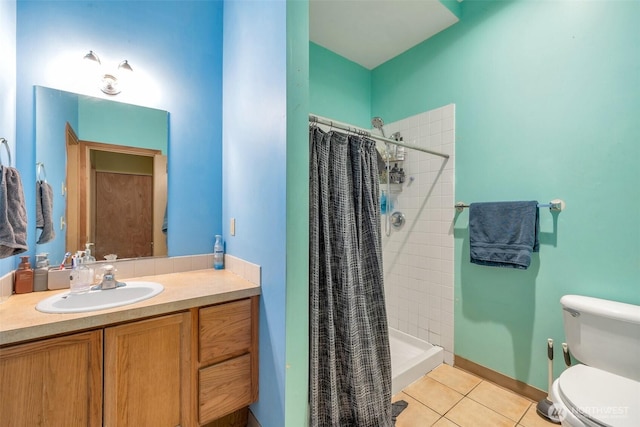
top-left (390, 212), bottom-right (405, 229)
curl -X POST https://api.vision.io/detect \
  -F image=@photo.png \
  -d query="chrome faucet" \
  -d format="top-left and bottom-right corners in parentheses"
top-left (91, 265), bottom-right (126, 290)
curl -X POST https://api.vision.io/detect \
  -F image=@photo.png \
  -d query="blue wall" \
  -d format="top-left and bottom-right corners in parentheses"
top-left (371, 0), bottom-right (640, 390)
top-left (34, 87), bottom-right (78, 264)
top-left (16, 0), bottom-right (223, 262)
top-left (12, 2), bottom-right (305, 426)
top-left (0, 0), bottom-right (17, 276)
top-left (222, 1), bottom-right (289, 425)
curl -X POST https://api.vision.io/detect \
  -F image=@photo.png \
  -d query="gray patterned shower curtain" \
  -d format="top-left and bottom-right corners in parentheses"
top-left (309, 127), bottom-right (392, 427)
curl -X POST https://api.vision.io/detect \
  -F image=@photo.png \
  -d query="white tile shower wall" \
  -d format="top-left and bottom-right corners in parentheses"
top-left (379, 104), bottom-right (455, 365)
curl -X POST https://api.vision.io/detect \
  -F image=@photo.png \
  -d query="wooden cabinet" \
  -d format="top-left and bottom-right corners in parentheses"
top-left (0, 330), bottom-right (103, 427)
top-left (197, 297), bottom-right (259, 425)
top-left (105, 312), bottom-right (192, 427)
top-left (0, 296), bottom-right (258, 427)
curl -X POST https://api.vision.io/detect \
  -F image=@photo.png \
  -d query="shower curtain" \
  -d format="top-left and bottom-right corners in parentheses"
top-left (309, 127), bottom-right (392, 427)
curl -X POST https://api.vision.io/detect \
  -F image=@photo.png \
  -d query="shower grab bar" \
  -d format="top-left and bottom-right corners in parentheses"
top-left (0, 138), bottom-right (11, 167)
top-left (309, 114), bottom-right (450, 159)
top-left (454, 199), bottom-right (565, 213)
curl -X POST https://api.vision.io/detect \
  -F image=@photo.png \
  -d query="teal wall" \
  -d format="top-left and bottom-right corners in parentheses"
top-left (371, 0), bottom-right (640, 390)
top-left (309, 42), bottom-right (371, 127)
top-left (79, 98), bottom-right (168, 154)
top-left (285, 1), bottom-right (310, 425)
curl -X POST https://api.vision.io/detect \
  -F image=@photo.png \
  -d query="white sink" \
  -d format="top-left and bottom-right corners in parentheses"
top-left (36, 281), bottom-right (164, 314)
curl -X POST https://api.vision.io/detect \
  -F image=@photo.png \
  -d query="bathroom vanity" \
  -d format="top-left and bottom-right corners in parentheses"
top-left (0, 269), bottom-right (260, 427)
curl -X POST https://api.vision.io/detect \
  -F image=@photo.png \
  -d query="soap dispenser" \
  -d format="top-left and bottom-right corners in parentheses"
top-left (33, 253), bottom-right (50, 292)
top-left (83, 243), bottom-right (96, 285)
top-left (14, 256), bottom-right (34, 294)
top-left (84, 243), bottom-right (96, 264)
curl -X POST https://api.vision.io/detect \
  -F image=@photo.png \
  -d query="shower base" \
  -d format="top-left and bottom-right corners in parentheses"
top-left (389, 328), bottom-right (443, 395)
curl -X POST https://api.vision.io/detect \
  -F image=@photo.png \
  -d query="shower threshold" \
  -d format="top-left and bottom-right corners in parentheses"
top-left (389, 328), bottom-right (444, 395)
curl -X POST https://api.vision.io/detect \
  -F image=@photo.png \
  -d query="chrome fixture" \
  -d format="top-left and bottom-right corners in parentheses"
top-left (91, 265), bottom-right (126, 290)
top-left (371, 116), bottom-right (386, 138)
top-left (390, 212), bottom-right (405, 229)
top-left (84, 50), bottom-right (133, 95)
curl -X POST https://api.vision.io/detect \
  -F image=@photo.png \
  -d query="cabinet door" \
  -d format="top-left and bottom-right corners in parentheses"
top-left (0, 330), bottom-right (103, 427)
top-left (104, 312), bottom-right (192, 427)
top-left (199, 298), bottom-right (252, 365)
top-left (198, 354), bottom-right (253, 423)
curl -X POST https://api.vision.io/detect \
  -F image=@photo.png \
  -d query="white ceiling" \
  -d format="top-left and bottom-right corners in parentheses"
top-left (310, 0), bottom-right (460, 70)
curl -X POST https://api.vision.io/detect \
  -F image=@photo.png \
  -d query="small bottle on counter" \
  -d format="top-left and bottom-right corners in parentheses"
top-left (14, 256), bottom-right (34, 294)
top-left (33, 253), bottom-right (50, 292)
top-left (213, 235), bottom-right (224, 270)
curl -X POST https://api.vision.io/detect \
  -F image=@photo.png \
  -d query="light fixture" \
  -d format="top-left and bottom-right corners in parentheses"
top-left (83, 50), bottom-right (134, 95)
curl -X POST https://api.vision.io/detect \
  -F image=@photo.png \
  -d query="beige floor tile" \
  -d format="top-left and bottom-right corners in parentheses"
top-left (433, 417), bottom-right (460, 427)
top-left (468, 380), bottom-right (531, 421)
top-left (519, 403), bottom-right (559, 427)
top-left (446, 397), bottom-right (516, 427)
top-left (428, 364), bottom-right (482, 395)
top-left (392, 392), bottom-right (441, 427)
top-left (403, 376), bottom-right (465, 415)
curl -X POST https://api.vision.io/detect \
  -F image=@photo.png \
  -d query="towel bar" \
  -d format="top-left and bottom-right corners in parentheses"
top-left (455, 199), bottom-right (565, 213)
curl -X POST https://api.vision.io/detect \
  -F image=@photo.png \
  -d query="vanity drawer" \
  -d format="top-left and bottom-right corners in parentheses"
top-left (198, 353), bottom-right (253, 424)
top-left (199, 298), bottom-right (252, 365)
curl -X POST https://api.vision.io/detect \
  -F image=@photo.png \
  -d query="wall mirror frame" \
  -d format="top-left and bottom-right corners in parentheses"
top-left (35, 86), bottom-right (169, 265)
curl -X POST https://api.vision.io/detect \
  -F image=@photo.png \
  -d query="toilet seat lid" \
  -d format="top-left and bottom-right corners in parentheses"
top-left (558, 364), bottom-right (640, 427)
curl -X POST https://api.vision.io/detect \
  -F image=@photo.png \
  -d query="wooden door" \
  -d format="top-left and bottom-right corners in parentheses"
top-left (153, 154), bottom-right (168, 257)
top-left (94, 172), bottom-right (153, 259)
top-left (0, 331), bottom-right (103, 427)
top-left (104, 313), bottom-right (192, 427)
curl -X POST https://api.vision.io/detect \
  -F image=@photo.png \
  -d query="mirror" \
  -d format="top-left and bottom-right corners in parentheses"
top-left (35, 86), bottom-right (169, 266)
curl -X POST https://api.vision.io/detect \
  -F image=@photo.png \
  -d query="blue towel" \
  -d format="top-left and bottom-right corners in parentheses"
top-left (469, 201), bottom-right (539, 270)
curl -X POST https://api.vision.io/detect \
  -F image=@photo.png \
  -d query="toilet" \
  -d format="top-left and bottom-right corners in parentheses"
top-left (549, 295), bottom-right (640, 427)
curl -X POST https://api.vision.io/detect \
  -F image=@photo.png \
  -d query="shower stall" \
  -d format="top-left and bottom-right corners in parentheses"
top-left (308, 104), bottom-right (455, 406)
top-left (375, 104), bottom-right (456, 394)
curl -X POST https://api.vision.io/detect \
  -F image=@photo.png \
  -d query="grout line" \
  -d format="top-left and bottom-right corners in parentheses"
top-left (464, 382), bottom-right (530, 424)
top-left (515, 402), bottom-right (533, 426)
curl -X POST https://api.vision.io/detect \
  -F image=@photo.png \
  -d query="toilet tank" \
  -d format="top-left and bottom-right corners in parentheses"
top-left (561, 295), bottom-right (640, 381)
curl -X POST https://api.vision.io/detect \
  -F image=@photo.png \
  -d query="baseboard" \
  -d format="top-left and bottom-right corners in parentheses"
top-left (454, 355), bottom-right (547, 402)
top-left (248, 409), bottom-right (261, 427)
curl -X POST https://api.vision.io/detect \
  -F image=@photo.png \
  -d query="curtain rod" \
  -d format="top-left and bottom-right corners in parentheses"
top-left (309, 114), bottom-right (450, 159)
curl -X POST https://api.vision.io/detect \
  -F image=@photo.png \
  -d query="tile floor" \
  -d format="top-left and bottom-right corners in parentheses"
top-left (393, 364), bottom-right (558, 427)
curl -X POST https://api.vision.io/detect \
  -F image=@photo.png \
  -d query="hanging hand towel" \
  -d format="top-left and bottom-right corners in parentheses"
top-left (469, 201), bottom-right (539, 270)
top-left (36, 180), bottom-right (55, 244)
top-left (0, 166), bottom-right (28, 258)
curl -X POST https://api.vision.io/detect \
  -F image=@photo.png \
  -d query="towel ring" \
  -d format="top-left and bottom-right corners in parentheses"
top-left (0, 138), bottom-right (11, 167)
top-left (37, 162), bottom-right (48, 182)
